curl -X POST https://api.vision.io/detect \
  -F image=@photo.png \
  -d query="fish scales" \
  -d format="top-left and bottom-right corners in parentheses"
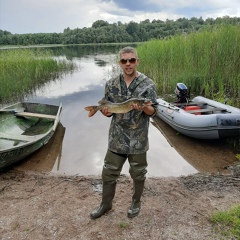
top-left (84, 98), bottom-right (151, 117)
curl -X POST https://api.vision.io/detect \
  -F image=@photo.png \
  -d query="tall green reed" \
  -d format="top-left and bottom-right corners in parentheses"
top-left (0, 48), bottom-right (76, 102)
top-left (137, 25), bottom-right (240, 107)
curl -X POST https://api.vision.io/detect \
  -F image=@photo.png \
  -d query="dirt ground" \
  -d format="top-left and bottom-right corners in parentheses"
top-left (0, 165), bottom-right (240, 240)
top-left (0, 119), bottom-right (240, 240)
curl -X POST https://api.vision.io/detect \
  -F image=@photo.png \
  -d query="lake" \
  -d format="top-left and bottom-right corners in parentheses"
top-left (10, 45), bottom-right (236, 177)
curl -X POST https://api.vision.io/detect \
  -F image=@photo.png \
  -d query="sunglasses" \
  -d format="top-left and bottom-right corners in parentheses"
top-left (120, 58), bottom-right (137, 64)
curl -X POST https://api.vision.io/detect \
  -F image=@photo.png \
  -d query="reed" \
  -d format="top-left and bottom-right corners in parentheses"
top-left (0, 48), bottom-right (76, 102)
top-left (137, 25), bottom-right (240, 107)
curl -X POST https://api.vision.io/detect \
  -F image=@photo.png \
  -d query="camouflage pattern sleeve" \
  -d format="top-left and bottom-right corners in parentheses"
top-left (105, 73), bottom-right (158, 154)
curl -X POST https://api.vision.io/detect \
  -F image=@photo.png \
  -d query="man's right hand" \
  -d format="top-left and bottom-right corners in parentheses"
top-left (101, 107), bottom-right (113, 117)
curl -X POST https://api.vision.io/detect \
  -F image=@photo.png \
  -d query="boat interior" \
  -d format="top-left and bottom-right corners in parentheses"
top-left (172, 101), bottom-right (228, 115)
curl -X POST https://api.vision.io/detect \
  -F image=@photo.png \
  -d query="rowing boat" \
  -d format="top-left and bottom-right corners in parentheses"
top-left (155, 96), bottom-right (240, 139)
top-left (0, 102), bottom-right (62, 169)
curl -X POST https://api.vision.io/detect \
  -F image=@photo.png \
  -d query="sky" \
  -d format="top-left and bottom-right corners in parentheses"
top-left (0, 0), bottom-right (239, 34)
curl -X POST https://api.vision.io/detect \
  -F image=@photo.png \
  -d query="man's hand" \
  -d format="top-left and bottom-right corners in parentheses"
top-left (132, 103), bottom-right (156, 116)
top-left (101, 107), bottom-right (113, 117)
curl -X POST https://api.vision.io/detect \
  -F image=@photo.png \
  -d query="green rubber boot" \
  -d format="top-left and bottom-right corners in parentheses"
top-left (90, 182), bottom-right (116, 219)
top-left (127, 180), bottom-right (145, 218)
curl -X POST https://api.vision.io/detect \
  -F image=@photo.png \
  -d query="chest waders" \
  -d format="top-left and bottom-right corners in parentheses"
top-left (90, 181), bottom-right (116, 219)
top-left (90, 150), bottom-right (147, 219)
top-left (127, 180), bottom-right (145, 218)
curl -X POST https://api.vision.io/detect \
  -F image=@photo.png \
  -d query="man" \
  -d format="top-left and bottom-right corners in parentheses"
top-left (90, 46), bottom-right (157, 219)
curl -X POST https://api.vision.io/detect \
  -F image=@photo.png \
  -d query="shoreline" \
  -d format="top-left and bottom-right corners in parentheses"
top-left (1, 166), bottom-right (239, 240)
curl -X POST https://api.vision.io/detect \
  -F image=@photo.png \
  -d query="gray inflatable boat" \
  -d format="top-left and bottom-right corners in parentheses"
top-left (155, 96), bottom-right (240, 139)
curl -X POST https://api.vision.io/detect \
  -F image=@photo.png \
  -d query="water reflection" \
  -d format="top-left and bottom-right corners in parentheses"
top-left (152, 117), bottom-right (237, 175)
top-left (17, 45), bottom-right (199, 177)
top-left (50, 45), bottom-right (134, 60)
top-left (15, 123), bottom-right (65, 172)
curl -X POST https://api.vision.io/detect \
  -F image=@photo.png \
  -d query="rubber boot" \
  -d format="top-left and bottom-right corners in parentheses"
top-left (127, 180), bottom-right (145, 218)
top-left (90, 182), bottom-right (116, 219)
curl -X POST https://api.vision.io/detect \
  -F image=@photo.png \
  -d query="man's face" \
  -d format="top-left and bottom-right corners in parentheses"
top-left (119, 52), bottom-right (139, 76)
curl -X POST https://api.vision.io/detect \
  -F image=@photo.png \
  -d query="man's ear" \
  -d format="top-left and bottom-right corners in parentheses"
top-left (136, 58), bottom-right (140, 66)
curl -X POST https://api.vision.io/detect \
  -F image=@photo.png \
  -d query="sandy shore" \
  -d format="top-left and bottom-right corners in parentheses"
top-left (0, 166), bottom-right (240, 240)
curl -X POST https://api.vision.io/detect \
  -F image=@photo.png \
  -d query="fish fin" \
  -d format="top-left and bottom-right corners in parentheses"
top-left (98, 99), bottom-right (111, 105)
top-left (84, 106), bottom-right (98, 117)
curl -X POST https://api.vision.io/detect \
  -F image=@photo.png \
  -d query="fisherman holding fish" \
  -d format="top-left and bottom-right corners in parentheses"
top-left (86, 46), bottom-right (157, 219)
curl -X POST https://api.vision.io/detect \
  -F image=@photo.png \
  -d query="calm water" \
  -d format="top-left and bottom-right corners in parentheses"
top-left (19, 45), bottom-right (199, 177)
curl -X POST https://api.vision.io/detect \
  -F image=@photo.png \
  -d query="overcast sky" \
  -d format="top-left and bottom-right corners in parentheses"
top-left (0, 0), bottom-right (239, 34)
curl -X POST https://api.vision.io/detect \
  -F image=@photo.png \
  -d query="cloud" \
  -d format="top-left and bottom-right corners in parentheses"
top-left (104, 0), bottom-right (240, 18)
top-left (0, 0), bottom-right (106, 33)
top-left (0, 0), bottom-right (239, 34)
top-left (100, 0), bottom-right (162, 12)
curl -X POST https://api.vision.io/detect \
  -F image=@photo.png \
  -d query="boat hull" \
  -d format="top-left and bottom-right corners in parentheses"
top-left (156, 96), bottom-right (240, 139)
top-left (0, 102), bottom-right (62, 169)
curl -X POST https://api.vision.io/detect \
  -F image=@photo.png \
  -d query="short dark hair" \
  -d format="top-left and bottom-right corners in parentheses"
top-left (119, 47), bottom-right (138, 59)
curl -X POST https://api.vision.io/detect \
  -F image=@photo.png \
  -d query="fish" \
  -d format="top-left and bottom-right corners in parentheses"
top-left (84, 98), bottom-right (152, 117)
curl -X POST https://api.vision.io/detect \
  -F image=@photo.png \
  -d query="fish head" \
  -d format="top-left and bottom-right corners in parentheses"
top-left (137, 98), bottom-right (152, 106)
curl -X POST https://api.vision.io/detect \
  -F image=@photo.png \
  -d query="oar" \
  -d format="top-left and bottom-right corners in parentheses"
top-left (0, 108), bottom-right (25, 113)
top-left (0, 109), bottom-right (17, 113)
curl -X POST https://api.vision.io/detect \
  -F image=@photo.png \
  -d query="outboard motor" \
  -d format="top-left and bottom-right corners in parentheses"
top-left (174, 83), bottom-right (190, 103)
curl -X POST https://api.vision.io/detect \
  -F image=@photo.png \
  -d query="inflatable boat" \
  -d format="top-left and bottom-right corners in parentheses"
top-left (155, 84), bottom-right (240, 139)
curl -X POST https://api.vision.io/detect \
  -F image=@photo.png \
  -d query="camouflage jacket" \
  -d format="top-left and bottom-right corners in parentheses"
top-left (104, 72), bottom-right (157, 154)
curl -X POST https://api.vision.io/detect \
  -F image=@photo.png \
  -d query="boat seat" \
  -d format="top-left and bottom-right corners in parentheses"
top-left (15, 112), bottom-right (56, 120)
top-left (0, 132), bottom-right (37, 142)
top-left (186, 107), bottom-right (228, 114)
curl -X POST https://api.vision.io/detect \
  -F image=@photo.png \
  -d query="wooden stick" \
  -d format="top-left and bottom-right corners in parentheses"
top-left (15, 112), bottom-right (56, 120)
top-left (0, 109), bottom-right (21, 113)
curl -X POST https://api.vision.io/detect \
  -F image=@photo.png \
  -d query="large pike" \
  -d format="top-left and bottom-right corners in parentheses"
top-left (84, 98), bottom-right (152, 117)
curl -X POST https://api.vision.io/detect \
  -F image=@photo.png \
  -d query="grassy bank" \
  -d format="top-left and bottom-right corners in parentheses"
top-left (210, 204), bottom-right (240, 239)
top-left (137, 25), bottom-right (240, 108)
top-left (0, 48), bottom-right (76, 103)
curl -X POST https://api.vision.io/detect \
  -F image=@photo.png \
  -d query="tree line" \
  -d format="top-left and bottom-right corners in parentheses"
top-left (0, 16), bottom-right (239, 46)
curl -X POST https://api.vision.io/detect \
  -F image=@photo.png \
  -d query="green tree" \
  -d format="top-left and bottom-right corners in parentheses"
top-left (92, 20), bottom-right (109, 28)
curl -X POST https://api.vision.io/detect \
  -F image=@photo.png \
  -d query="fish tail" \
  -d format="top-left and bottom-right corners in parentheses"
top-left (84, 106), bottom-right (98, 117)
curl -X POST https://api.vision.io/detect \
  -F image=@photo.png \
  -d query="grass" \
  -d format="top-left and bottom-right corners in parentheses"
top-left (210, 205), bottom-right (240, 239)
top-left (0, 48), bottom-right (76, 103)
top-left (137, 25), bottom-right (240, 158)
top-left (226, 136), bottom-right (240, 153)
top-left (137, 25), bottom-right (240, 108)
top-left (119, 221), bottom-right (129, 228)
